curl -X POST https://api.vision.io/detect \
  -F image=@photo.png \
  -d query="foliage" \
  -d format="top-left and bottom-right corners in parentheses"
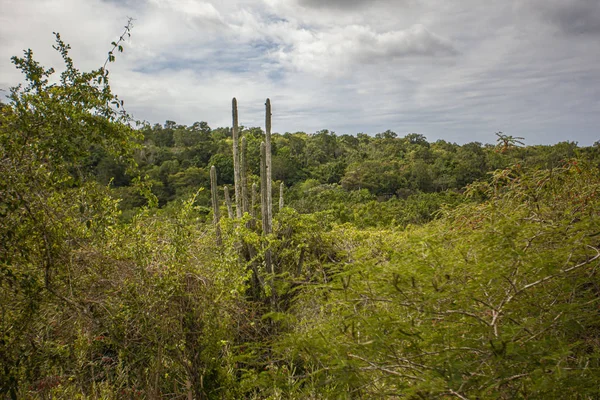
top-left (101, 120), bottom-right (600, 214)
top-left (273, 161), bottom-right (600, 398)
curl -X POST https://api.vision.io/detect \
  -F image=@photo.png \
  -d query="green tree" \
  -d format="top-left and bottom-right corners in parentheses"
top-left (495, 131), bottom-right (525, 153)
top-left (0, 25), bottom-right (140, 397)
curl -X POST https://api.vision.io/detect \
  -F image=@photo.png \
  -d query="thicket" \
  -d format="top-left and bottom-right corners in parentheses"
top-left (1, 31), bottom-right (599, 399)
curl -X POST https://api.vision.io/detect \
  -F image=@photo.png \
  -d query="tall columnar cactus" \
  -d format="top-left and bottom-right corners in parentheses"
top-left (260, 142), bottom-right (273, 275)
top-left (241, 136), bottom-right (249, 214)
top-left (250, 182), bottom-right (258, 230)
top-left (265, 99), bottom-right (273, 233)
top-left (224, 186), bottom-right (234, 219)
top-left (232, 98), bottom-right (242, 218)
top-left (279, 182), bottom-right (284, 211)
top-left (251, 182), bottom-right (258, 219)
top-left (210, 165), bottom-right (222, 246)
top-left (260, 142), bottom-right (269, 235)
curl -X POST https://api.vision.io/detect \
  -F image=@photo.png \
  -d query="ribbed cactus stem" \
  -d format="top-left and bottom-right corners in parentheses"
top-left (249, 182), bottom-right (258, 230)
top-left (251, 182), bottom-right (257, 219)
top-left (279, 182), bottom-right (284, 211)
top-left (265, 99), bottom-right (273, 234)
top-left (210, 165), bottom-right (222, 246)
top-left (224, 185), bottom-right (233, 219)
top-left (260, 142), bottom-right (272, 276)
top-left (241, 136), bottom-right (249, 214)
top-left (232, 98), bottom-right (242, 219)
top-left (260, 142), bottom-right (269, 235)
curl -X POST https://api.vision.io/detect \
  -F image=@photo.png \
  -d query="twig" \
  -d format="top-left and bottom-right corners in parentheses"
top-left (448, 389), bottom-right (470, 400)
top-left (102, 17), bottom-right (134, 71)
top-left (347, 353), bottom-right (425, 381)
top-left (519, 246), bottom-right (599, 293)
top-left (435, 310), bottom-right (491, 327)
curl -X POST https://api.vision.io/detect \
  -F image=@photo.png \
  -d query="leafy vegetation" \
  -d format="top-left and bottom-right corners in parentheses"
top-left (1, 30), bottom-right (599, 399)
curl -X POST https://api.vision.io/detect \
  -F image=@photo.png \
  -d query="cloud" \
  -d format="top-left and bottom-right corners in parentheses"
top-left (297, 0), bottom-right (383, 10)
top-left (274, 24), bottom-right (457, 76)
top-left (1, 0), bottom-right (599, 145)
top-left (148, 0), bottom-right (225, 24)
top-left (521, 0), bottom-right (600, 35)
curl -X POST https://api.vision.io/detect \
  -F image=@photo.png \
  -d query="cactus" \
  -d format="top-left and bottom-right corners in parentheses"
top-left (232, 98), bottom-right (242, 218)
top-left (251, 182), bottom-right (258, 217)
top-left (249, 182), bottom-right (257, 230)
top-left (210, 165), bottom-right (222, 245)
top-left (265, 99), bottom-right (273, 234)
top-left (260, 142), bottom-right (269, 235)
top-left (241, 136), bottom-right (249, 214)
top-left (279, 182), bottom-right (284, 211)
top-left (260, 142), bottom-right (273, 276)
top-left (224, 185), bottom-right (234, 219)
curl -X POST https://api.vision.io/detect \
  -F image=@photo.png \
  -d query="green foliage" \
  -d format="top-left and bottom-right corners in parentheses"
top-left (273, 162), bottom-right (600, 398)
top-left (100, 117), bottom-right (600, 215)
top-left (289, 182), bottom-right (464, 228)
top-left (209, 153), bottom-right (235, 185)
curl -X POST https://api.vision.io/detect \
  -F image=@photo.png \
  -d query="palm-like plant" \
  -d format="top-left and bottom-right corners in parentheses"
top-left (495, 131), bottom-right (525, 153)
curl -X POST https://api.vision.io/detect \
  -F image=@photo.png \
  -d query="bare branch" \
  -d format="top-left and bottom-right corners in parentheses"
top-left (447, 389), bottom-right (471, 400)
top-left (347, 353), bottom-right (425, 381)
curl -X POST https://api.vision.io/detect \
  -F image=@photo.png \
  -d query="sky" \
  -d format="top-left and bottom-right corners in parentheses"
top-left (1, 0), bottom-right (599, 145)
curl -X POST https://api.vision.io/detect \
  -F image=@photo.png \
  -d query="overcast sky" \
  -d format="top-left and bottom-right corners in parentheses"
top-left (1, 0), bottom-right (599, 145)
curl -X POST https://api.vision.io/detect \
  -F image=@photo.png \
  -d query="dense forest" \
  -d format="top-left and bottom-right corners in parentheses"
top-left (1, 33), bottom-right (600, 399)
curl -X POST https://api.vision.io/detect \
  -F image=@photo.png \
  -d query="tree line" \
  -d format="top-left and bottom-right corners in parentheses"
top-left (89, 114), bottom-right (599, 228)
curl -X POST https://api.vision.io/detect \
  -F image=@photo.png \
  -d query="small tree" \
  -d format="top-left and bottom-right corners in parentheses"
top-left (495, 131), bottom-right (525, 153)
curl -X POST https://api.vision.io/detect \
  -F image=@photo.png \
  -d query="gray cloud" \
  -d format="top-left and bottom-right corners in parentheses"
top-left (298, 0), bottom-right (376, 10)
top-left (274, 24), bottom-right (457, 77)
top-left (100, 0), bottom-right (145, 8)
top-left (1, 0), bottom-right (599, 145)
top-left (524, 0), bottom-right (600, 35)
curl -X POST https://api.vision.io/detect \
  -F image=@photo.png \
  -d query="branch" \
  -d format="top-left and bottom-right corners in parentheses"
top-left (519, 246), bottom-right (599, 293)
top-left (433, 310), bottom-right (491, 327)
top-left (347, 353), bottom-right (425, 381)
top-left (102, 17), bottom-right (134, 71)
top-left (490, 246), bottom-right (600, 335)
top-left (447, 389), bottom-right (471, 400)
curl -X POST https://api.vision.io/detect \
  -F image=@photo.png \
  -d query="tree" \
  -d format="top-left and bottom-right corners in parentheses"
top-left (495, 131), bottom-right (525, 153)
top-left (0, 25), bottom-right (140, 397)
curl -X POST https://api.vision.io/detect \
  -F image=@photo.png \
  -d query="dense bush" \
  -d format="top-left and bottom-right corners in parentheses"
top-left (273, 162), bottom-right (600, 398)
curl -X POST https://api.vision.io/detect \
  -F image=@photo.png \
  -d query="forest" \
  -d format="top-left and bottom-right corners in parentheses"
top-left (1, 33), bottom-right (600, 399)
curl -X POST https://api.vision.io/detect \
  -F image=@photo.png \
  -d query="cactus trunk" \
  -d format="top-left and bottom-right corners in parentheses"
top-left (224, 186), bottom-right (234, 219)
top-left (232, 98), bottom-right (242, 219)
top-left (265, 99), bottom-right (273, 235)
top-left (260, 142), bottom-right (273, 277)
top-left (210, 165), bottom-right (222, 246)
top-left (241, 136), bottom-right (249, 214)
top-left (251, 182), bottom-right (258, 218)
top-left (250, 182), bottom-right (257, 230)
top-left (260, 142), bottom-right (269, 235)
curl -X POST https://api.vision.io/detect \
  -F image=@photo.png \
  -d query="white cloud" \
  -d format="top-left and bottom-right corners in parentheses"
top-left (1, 0), bottom-right (599, 145)
top-left (273, 24), bottom-right (456, 77)
top-left (149, 0), bottom-right (223, 21)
